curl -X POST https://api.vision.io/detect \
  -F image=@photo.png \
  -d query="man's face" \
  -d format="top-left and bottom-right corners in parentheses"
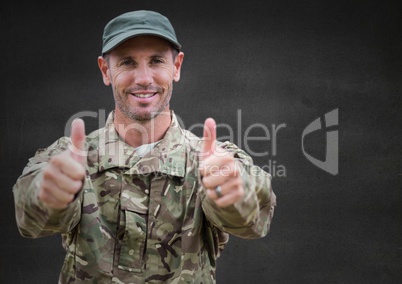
top-left (98, 36), bottom-right (184, 122)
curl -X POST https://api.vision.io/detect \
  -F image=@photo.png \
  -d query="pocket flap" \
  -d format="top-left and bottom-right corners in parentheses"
top-left (120, 190), bottom-right (148, 214)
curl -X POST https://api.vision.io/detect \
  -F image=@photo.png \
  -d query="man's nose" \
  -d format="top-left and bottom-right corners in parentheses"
top-left (134, 65), bottom-right (153, 87)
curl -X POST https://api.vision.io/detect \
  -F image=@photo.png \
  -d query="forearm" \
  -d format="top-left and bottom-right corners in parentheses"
top-left (13, 167), bottom-right (82, 238)
top-left (202, 165), bottom-right (275, 239)
top-left (13, 139), bottom-right (83, 238)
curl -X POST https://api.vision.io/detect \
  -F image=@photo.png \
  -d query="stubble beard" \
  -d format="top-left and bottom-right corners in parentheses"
top-left (114, 85), bottom-right (173, 123)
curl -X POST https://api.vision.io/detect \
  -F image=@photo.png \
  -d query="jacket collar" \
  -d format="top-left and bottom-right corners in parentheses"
top-left (88, 111), bottom-right (187, 177)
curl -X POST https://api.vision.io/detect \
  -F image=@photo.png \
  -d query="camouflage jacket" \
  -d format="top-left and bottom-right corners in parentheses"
top-left (13, 111), bottom-right (276, 284)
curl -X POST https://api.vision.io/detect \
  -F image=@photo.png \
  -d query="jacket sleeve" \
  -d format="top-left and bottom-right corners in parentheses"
top-left (12, 137), bottom-right (83, 238)
top-left (201, 141), bottom-right (276, 239)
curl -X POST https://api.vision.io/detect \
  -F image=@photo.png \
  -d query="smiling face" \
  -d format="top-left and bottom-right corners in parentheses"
top-left (98, 36), bottom-right (184, 124)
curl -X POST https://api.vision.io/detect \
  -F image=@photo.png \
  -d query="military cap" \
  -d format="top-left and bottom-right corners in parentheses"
top-left (102, 10), bottom-right (181, 54)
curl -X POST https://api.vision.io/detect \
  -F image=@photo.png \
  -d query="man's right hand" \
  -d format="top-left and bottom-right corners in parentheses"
top-left (39, 119), bottom-right (86, 209)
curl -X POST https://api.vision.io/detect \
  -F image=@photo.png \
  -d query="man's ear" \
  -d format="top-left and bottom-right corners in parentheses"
top-left (173, 52), bottom-right (184, 82)
top-left (98, 56), bottom-right (111, 86)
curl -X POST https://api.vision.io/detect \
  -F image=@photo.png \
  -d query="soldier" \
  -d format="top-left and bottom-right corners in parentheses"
top-left (13, 10), bottom-right (276, 283)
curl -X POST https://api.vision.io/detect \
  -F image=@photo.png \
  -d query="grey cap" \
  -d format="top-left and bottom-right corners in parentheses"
top-left (102, 10), bottom-right (181, 54)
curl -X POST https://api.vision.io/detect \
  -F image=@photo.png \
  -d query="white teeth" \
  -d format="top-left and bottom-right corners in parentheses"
top-left (134, 93), bottom-right (154, 98)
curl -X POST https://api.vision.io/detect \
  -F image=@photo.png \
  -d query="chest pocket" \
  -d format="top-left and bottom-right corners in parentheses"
top-left (118, 187), bottom-right (148, 272)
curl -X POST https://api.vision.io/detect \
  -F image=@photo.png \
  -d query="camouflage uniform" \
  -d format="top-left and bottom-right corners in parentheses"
top-left (13, 111), bottom-right (276, 283)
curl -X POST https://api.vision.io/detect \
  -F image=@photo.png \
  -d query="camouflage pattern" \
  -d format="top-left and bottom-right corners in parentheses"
top-left (13, 111), bottom-right (276, 283)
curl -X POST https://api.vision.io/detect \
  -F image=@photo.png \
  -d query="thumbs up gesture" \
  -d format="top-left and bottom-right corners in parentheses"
top-left (39, 119), bottom-right (86, 209)
top-left (199, 118), bottom-right (245, 207)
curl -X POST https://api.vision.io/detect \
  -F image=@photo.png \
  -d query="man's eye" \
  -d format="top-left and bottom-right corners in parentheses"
top-left (150, 58), bottom-right (163, 64)
top-left (121, 60), bottom-right (135, 66)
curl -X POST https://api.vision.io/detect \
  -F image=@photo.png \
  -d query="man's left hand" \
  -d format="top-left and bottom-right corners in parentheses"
top-left (199, 118), bottom-right (245, 207)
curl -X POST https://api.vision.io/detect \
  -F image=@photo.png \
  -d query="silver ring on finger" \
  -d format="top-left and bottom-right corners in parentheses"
top-left (214, 185), bottom-right (223, 198)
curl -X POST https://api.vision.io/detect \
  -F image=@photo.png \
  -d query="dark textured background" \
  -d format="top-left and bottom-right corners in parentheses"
top-left (1, 0), bottom-right (401, 283)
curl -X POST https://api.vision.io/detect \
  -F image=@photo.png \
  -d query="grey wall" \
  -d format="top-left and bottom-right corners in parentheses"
top-left (1, 0), bottom-right (401, 283)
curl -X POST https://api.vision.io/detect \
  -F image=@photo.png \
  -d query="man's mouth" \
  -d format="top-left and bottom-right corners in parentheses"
top-left (133, 93), bottom-right (156, 98)
top-left (131, 92), bottom-right (157, 99)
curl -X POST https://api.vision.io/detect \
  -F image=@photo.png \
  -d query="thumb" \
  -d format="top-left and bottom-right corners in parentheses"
top-left (201, 118), bottom-right (217, 159)
top-left (70, 118), bottom-right (86, 164)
